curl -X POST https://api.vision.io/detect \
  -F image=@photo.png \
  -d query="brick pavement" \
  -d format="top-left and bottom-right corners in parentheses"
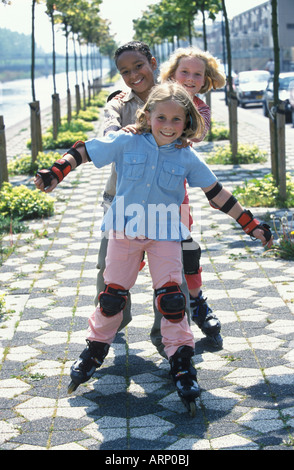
top-left (0, 89), bottom-right (294, 451)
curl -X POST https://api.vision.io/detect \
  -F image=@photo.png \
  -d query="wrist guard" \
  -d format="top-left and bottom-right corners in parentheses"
top-left (37, 158), bottom-right (72, 188)
top-left (63, 140), bottom-right (85, 166)
top-left (237, 210), bottom-right (272, 242)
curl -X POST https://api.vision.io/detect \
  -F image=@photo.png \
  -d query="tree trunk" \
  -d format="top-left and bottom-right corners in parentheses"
top-left (0, 116), bottom-right (8, 187)
top-left (67, 89), bottom-right (72, 124)
top-left (29, 101), bottom-right (42, 163)
top-left (52, 93), bottom-right (61, 141)
top-left (222, 0), bottom-right (238, 156)
top-left (31, 0), bottom-right (36, 102)
top-left (75, 84), bottom-right (81, 115)
top-left (270, 0), bottom-right (286, 198)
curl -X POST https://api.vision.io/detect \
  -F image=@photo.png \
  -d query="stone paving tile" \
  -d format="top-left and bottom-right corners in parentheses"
top-left (1, 90), bottom-right (294, 452)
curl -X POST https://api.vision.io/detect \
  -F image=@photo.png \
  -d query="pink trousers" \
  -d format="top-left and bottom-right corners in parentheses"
top-left (87, 234), bottom-right (195, 358)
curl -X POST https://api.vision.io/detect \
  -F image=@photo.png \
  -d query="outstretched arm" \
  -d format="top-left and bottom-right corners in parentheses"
top-left (34, 141), bottom-right (89, 193)
top-left (202, 182), bottom-right (273, 248)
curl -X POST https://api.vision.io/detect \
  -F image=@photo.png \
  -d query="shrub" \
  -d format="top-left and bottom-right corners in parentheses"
top-left (0, 293), bottom-right (6, 319)
top-left (90, 89), bottom-right (109, 107)
top-left (205, 120), bottom-right (229, 141)
top-left (233, 173), bottom-right (294, 208)
top-left (8, 151), bottom-right (61, 176)
top-left (266, 212), bottom-right (294, 260)
top-left (206, 144), bottom-right (267, 165)
top-left (76, 107), bottom-right (99, 121)
top-left (0, 182), bottom-right (54, 220)
top-left (41, 130), bottom-right (88, 150)
top-left (58, 118), bottom-right (94, 132)
top-left (0, 214), bottom-right (28, 236)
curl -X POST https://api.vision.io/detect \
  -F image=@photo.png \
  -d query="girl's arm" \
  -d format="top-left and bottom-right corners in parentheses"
top-left (190, 96), bottom-right (211, 143)
top-left (34, 142), bottom-right (89, 193)
top-left (202, 182), bottom-right (273, 248)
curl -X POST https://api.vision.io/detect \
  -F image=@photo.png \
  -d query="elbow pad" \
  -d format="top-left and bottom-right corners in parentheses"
top-left (64, 140), bottom-right (91, 165)
top-left (206, 183), bottom-right (238, 213)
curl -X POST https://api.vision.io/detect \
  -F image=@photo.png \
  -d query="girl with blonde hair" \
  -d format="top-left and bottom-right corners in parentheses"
top-left (35, 81), bottom-right (272, 415)
top-left (160, 47), bottom-right (226, 347)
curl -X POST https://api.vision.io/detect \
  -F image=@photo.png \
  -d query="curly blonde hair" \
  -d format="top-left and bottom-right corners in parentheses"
top-left (160, 47), bottom-right (226, 94)
top-left (135, 82), bottom-right (205, 140)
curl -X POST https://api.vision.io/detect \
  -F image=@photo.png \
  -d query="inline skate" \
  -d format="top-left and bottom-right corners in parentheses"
top-left (68, 340), bottom-right (110, 394)
top-left (169, 345), bottom-right (200, 417)
top-left (190, 291), bottom-right (223, 349)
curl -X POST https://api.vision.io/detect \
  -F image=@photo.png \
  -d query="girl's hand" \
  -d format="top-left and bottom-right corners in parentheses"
top-left (122, 124), bottom-right (140, 134)
top-left (252, 227), bottom-right (273, 249)
top-left (34, 172), bottom-right (58, 193)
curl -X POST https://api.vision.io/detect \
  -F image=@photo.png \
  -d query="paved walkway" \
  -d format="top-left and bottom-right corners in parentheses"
top-left (0, 89), bottom-right (294, 451)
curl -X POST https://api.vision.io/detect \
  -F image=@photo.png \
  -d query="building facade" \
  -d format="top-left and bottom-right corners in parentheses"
top-left (195, 0), bottom-right (294, 73)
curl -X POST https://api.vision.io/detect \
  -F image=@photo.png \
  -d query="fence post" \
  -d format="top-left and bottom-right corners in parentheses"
top-left (0, 115), bottom-right (8, 187)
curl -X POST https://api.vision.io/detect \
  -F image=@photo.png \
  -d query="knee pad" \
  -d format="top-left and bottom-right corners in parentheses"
top-left (181, 238), bottom-right (201, 275)
top-left (155, 283), bottom-right (186, 323)
top-left (98, 284), bottom-right (129, 317)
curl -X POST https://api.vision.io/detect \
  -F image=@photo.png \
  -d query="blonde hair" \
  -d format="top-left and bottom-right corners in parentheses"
top-left (135, 82), bottom-right (205, 140)
top-left (160, 47), bottom-right (226, 94)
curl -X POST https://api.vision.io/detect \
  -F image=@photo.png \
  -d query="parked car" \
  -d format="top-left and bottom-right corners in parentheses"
top-left (235, 70), bottom-right (270, 107)
top-left (263, 72), bottom-right (294, 123)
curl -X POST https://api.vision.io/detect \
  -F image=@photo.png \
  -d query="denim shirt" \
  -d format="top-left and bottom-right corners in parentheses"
top-left (85, 131), bottom-right (217, 241)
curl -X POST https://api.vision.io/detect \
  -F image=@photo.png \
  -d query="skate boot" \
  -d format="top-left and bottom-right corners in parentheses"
top-left (68, 340), bottom-right (110, 394)
top-left (169, 345), bottom-right (200, 417)
top-left (190, 291), bottom-right (223, 349)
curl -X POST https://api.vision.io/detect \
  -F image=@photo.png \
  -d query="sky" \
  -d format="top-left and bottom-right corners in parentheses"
top-left (0, 0), bottom-right (267, 53)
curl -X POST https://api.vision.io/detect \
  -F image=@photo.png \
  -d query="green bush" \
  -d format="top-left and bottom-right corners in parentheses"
top-left (233, 173), bottom-right (294, 208)
top-left (41, 130), bottom-right (88, 150)
top-left (205, 120), bottom-right (230, 141)
top-left (266, 212), bottom-right (294, 260)
top-left (76, 107), bottom-right (99, 121)
top-left (8, 151), bottom-right (61, 176)
top-left (90, 90), bottom-right (108, 107)
top-left (0, 182), bottom-right (54, 219)
top-left (0, 293), bottom-right (6, 319)
top-left (58, 118), bottom-right (94, 132)
top-left (206, 144), bottom-right (267, 165)
top-left (0, 214), bottom-right (28, 236)
top-left (206, 126), bottom-right (230, 141)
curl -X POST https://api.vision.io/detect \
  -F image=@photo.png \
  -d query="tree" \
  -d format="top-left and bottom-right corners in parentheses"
top-left (30, 0), bottom-right (43, 162)
top-left (0, 0), bottom-right (11, 186)
top-left (53, 0), bottom-right (80, 122)
top-left (221, 0), bottom-right (238, 156)
top-left (45, 0), bottom-right (61, 139)
top-left (270, 0), bottom-right (286, 201)
top-left (133, 1), bottom-right (194, 55)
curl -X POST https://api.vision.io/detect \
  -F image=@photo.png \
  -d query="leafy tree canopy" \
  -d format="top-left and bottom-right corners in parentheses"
top-left (0, 27), bottom-right (44, 59)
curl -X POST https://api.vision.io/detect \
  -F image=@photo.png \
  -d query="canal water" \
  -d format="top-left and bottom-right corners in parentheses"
top-left (0, 69), bottom-right (108, 129)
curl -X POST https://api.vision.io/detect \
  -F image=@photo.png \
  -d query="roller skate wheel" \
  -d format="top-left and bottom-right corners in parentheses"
top-left (181, 397), bottom-right (197, 417)
top-left (210, 333), bottom-right (223, 349)
top-left (188, 401), bottom-right (196, 417)
top-left (68, 380), bottom-right (79, 394)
